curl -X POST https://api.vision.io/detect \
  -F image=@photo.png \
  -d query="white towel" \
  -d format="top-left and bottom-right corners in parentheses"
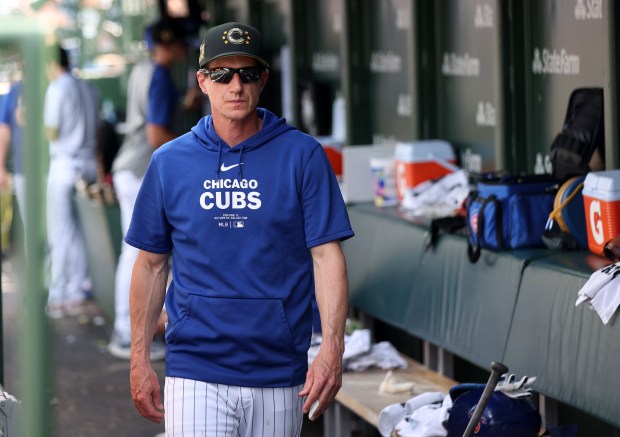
top-left (378, 391), bottom-right (446, 437)
top-left (576, 262), bottom-right (620, 324)
top-left (307, 329), bottom-right (373, 367)
top-left (394, 393), bottom-right (452, 437)
top-left (400, 170), bottom-right (470, 218)
top-left (345, 341), bottom-right (408, 372)
top-left (308, 329), bottom-right (408, 371)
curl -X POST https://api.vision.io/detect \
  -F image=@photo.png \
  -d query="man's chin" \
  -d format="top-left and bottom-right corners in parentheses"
top-left (225, 107), bottom-right (253, 120)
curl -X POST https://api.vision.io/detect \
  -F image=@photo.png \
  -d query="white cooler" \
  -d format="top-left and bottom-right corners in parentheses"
top-left (394, 140), bottom-right (457, 200)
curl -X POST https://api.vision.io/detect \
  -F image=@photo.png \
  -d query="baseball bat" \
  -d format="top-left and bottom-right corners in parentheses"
top-left (462, 361), bottom-right (509, 437)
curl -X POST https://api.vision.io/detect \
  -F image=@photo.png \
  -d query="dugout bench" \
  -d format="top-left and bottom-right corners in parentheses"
top-left (324, 355), bottom-right (457, 436)
top-left (340, 203), bottom-right (620, 432)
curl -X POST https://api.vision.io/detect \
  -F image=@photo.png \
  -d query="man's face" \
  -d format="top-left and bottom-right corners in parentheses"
top-left (197, 55), bottom-right (268, 123)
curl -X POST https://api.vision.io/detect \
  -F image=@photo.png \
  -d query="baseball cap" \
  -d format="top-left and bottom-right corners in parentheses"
top-left (149, 18), bottom-right (190, 46)
top-left (198, 22), bottom-right (269, 69)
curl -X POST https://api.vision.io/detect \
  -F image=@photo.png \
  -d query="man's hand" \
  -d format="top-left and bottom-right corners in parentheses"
top-left (130, 360), bottom-right (164, 423)
top-left (298, 338), bottom-right (343, 420)
top-left (129, 250), bottom-right (169, 423)
top-left (300, 241), bottom-right (349, 420)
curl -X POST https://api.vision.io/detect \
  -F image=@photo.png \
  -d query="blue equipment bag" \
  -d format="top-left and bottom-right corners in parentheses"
top-left (466, 175), bottom-right (557, 262)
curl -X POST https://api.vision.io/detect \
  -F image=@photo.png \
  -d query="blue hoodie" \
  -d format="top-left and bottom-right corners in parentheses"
top-left (126, 108), bottom-right (354, 387)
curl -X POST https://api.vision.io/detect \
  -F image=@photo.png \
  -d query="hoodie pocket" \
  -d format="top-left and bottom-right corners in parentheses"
top-left (169, 294), bottom-right (296, 374)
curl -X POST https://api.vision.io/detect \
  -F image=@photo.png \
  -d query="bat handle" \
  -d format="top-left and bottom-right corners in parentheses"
top-left (462, 361), bottom-right (509, 437)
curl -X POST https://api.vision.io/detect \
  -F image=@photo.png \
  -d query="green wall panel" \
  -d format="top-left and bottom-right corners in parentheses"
top-left (524, 0), bottom-right (613, 172)
top-left (257, 0), bottom-right (289, 116)
top-left (365, 0), bottom-right (418, 143)
top-left (434, 0), bottom-right (503, 172)
top-left (305, 0), bottom-right (343, 86)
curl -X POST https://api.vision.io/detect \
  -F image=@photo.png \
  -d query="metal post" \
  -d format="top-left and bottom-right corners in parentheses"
top-left (0, 16), bottom-right (51, 436)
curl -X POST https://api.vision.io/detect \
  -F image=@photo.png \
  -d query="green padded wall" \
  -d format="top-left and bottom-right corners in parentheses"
top-left (344, 205), bottom-right (428, 330)
top-left (504, 253), bottom-right (620, 428)
top-left (344, 204), bottom-right (549, 369)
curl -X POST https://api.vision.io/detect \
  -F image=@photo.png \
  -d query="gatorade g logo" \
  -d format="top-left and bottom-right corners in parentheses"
top-left (589, 200), bottom-right (605, 244)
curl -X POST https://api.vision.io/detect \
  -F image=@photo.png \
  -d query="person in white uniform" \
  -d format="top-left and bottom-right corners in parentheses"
top-left (44, 46), bottom-right (100, 318)
top-left (107, 18), bottom-right (189, 360)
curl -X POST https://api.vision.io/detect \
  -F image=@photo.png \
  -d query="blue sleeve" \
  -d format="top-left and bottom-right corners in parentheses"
top-left (125, 158), bottom-right (173, 253)
top-left (0, 85), bottom-right (17, 125)
top-left (147, 67), bottom-right (178, 128)
top-left (0, 97), bottom-right (9, 125)
top-left (301, 144), bottom-right (354, 248)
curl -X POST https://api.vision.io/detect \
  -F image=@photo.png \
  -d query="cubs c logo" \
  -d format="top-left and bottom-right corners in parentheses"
top-left (589, 200), bottom-right (604, 245)
top-left (223, 28), bottom-right (250, 45)
top-left (471, 212), bottom-right (479, 234)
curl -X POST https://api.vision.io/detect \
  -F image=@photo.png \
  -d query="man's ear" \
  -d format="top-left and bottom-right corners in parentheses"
top-left (260, 69), bottom-right (269, 91)
top-left (196, 71), bottom-right (209, 95)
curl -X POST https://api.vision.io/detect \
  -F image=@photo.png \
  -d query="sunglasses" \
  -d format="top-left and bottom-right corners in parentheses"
top-left (201, 67), bottom-right (264, 84)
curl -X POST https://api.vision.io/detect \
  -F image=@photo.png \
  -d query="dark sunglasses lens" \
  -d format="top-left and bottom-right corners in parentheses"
top-left (207, 67), bottom-right (263, 83)
top-left (239, 68), bottom-right (263, 83)
top-left (210, 69), bottom-right (234, 83)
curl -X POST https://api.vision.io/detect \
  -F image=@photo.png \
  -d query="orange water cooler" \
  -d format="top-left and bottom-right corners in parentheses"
top-left (319, 140), bottom-right (344, 181)
top-left (582, 169), bottom-right (620, 255)
top-left (394, 140), bottom-right (457, 200)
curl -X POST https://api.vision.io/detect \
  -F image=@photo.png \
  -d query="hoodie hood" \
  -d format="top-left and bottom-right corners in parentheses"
top-left (191, 108), bottom-right (293, 179)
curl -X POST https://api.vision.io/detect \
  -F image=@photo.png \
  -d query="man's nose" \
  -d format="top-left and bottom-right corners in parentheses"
top-left (229, 71), bottom-right (244, 88)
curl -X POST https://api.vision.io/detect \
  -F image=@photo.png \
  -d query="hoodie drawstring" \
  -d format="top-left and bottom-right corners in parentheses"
top-left (237, 144), bottom-right (245, 179)
top-left (216, 141), bottom-right (223, 179)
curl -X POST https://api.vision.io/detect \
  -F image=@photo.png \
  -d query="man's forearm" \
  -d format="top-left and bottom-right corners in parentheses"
top-left (311, 241), bottom-right (349, 353)
top-left (301, 240), bottom-right (349, 418)
top-left (129, 250), bottom-right (169, 363)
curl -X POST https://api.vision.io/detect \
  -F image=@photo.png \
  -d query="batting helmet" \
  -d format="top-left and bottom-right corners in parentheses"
top-left (445, 387), bottom-right (541, 437)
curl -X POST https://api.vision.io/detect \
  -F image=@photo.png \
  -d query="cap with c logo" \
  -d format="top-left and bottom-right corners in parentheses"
top-left (199, 22), bottom-right (269, 69)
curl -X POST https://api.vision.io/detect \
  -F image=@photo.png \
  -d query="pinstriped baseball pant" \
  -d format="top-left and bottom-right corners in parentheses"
top-left (165, 377), bottom-right (305, 437)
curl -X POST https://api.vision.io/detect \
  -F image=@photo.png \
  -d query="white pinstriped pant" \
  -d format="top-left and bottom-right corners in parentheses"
top-left (165, 377), bottom-right (305, 437)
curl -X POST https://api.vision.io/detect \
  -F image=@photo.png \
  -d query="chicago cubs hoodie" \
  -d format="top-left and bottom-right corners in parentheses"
top-left (125, 108), bottom-right (354, 387)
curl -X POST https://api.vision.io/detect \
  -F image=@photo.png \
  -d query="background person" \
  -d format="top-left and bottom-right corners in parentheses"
top-left (127, 22), bottom-right (354, 436)
top-left (44, 46), bottom-right (101, 318)
top-left (0, 77), bottom-right (25, 226)
top-left (107, 18), bottom-right (190, 360)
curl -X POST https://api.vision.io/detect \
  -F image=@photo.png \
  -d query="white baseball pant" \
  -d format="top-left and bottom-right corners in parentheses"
top-left (164, 377), bottom-right (305, 437)
top-left (112, 169), bottom-right (143, 342)
top-left (46, 156), bottom-right (96, 306)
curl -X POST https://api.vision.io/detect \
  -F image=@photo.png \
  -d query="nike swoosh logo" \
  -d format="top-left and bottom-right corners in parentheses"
top-left (220, 163), bottom-right (243, 172)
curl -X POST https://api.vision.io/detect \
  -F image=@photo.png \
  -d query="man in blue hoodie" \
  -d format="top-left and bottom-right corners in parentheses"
top-left (127, 22), bottom-right (354, 436)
